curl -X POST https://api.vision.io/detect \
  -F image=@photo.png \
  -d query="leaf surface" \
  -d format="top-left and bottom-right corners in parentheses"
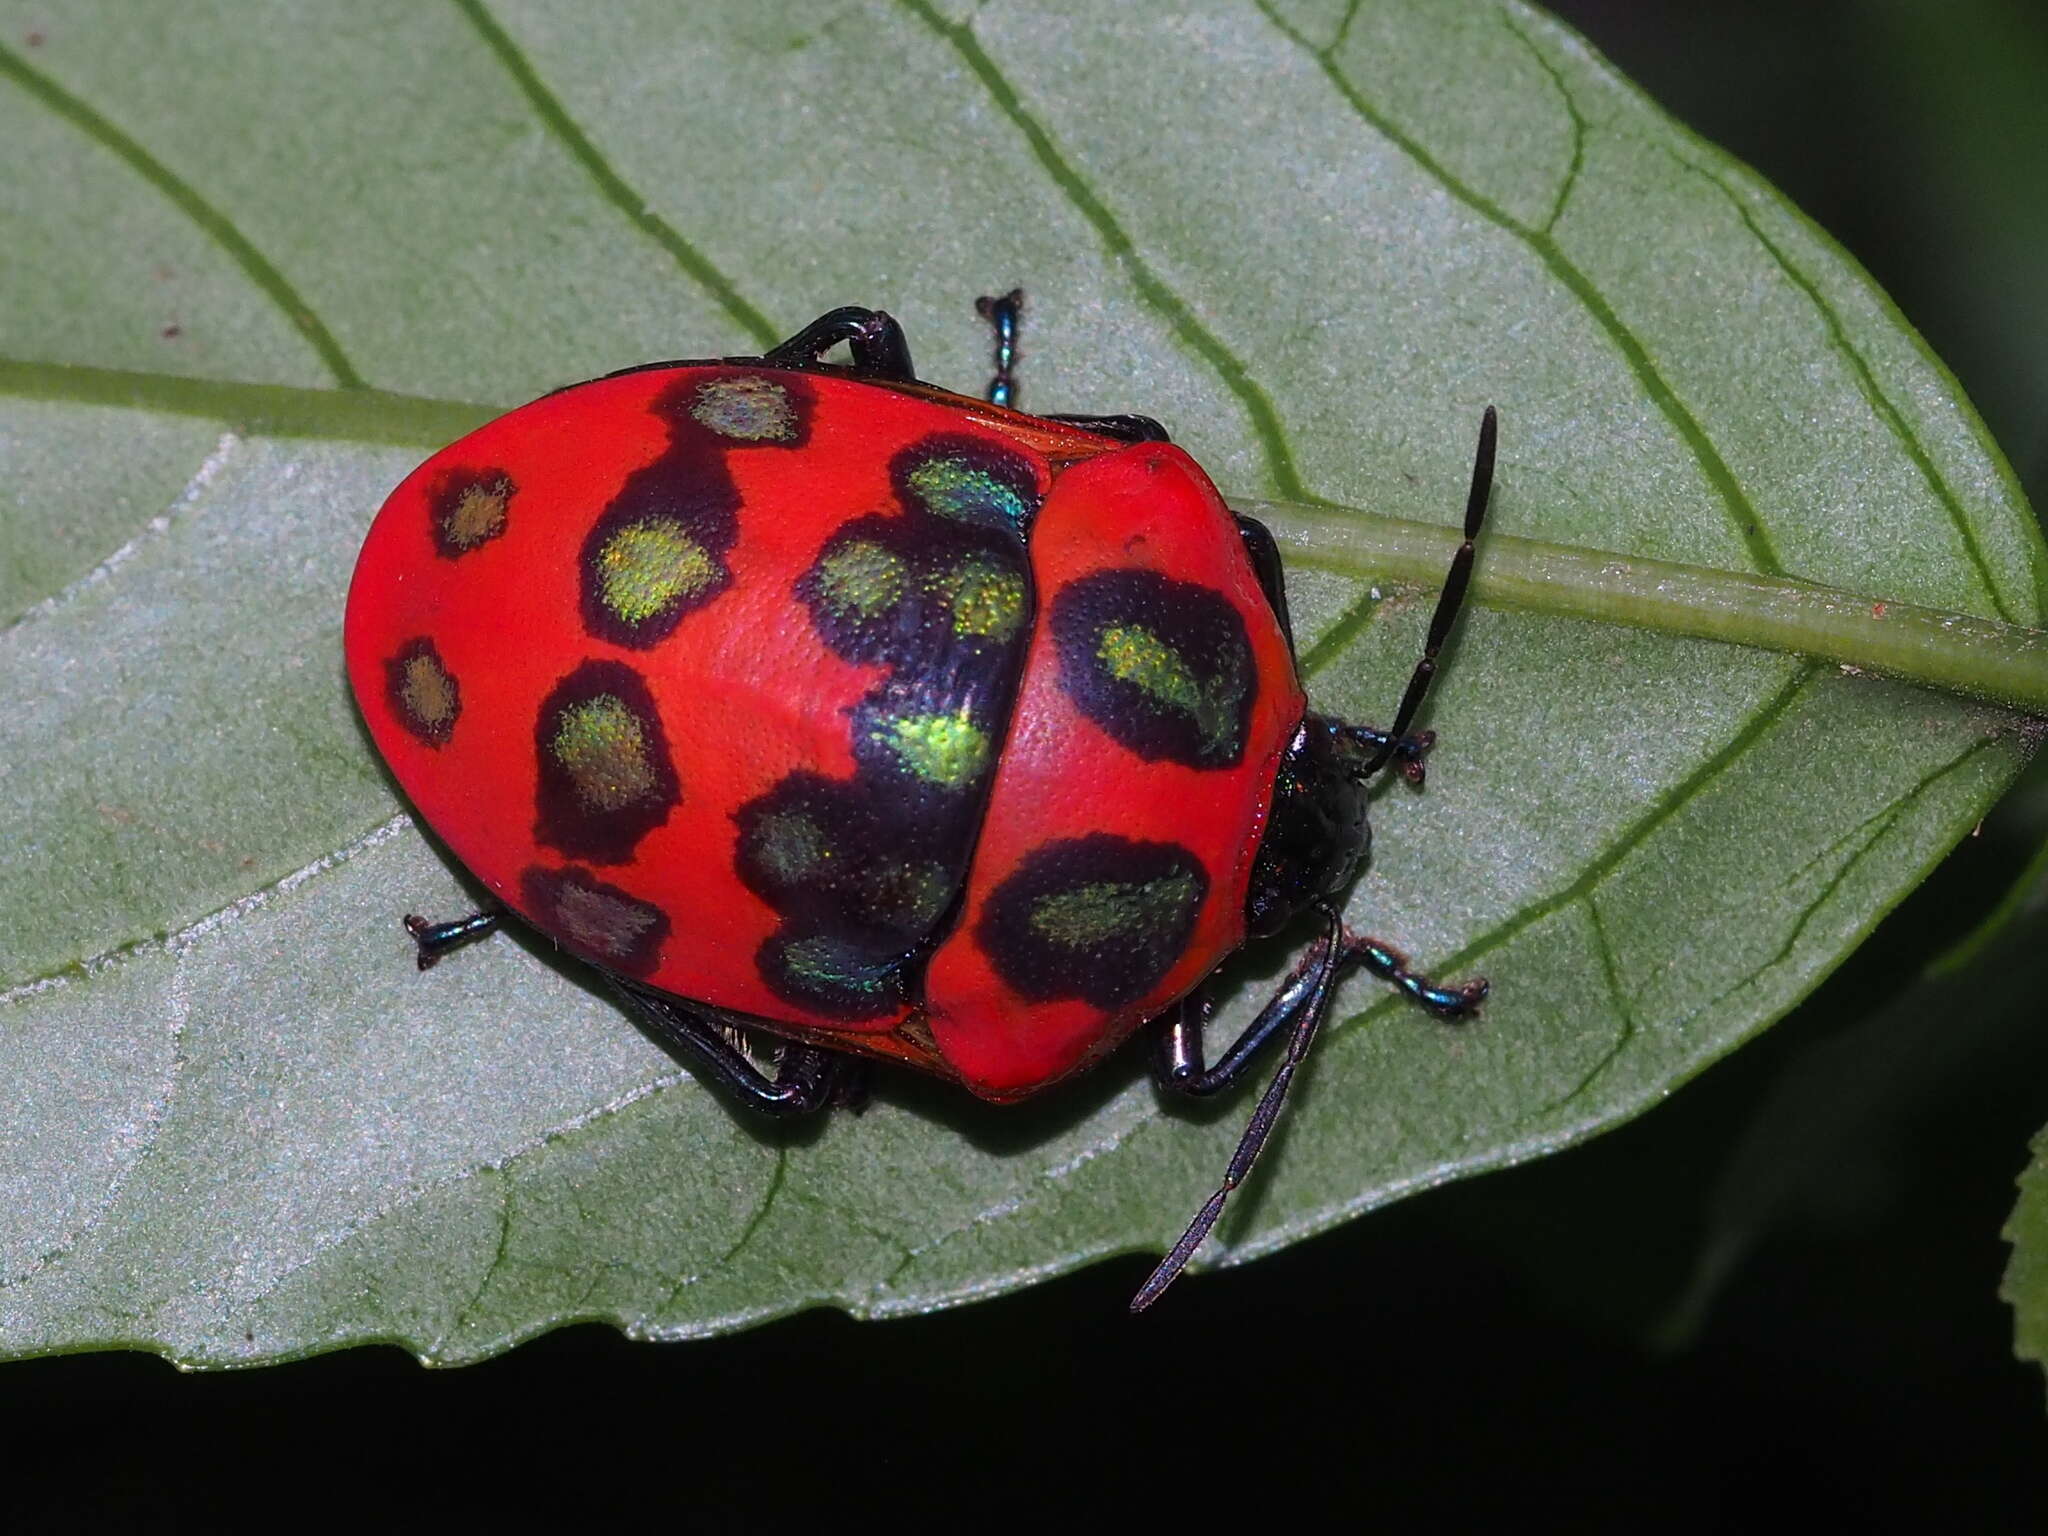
top-left (0, 0), bottom-right (2039, 1365)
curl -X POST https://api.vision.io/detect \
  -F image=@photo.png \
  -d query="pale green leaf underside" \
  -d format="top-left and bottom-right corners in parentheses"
top-left (1995, 841), bottom-right (2048, 1388)
top-left (0, 0), bottom-right (2038, 1366)
top-left (2007, 1121), bottom-right (2048, 1391)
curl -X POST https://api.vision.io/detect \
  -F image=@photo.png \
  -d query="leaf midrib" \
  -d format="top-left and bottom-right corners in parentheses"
top-left (13, 0), bottom-right (2025, 634)
top-left (1255, 0), bottom-right (1784, 577)
top-left (5, 351), bottom-right (2043, 710)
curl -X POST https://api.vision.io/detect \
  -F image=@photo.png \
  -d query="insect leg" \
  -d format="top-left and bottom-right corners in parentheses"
top-left (1336, 722), bottom-right (1436, 786)
top-left (1040, 413), bottom-right (1172, 443)
top-left (970, 287), bottom-right (1170, 440)
top-left (1343, 930), bottom-right (1488, 1017)
top-left (975, 288), bottom-right (1023, 406)
top-left (404, 908), bottom-right (504, 971)
top-left (760, 306), bottom-right (917, 382)
top-left (604, 976), bottom-right (864, 1117)
top-left (1134, 912), bottom-right (1485, 1310)
top-left (1149, 934), bottom-right (1331, 1098)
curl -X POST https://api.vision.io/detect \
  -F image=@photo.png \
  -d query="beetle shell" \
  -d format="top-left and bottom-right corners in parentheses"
top-left (346, 363), bottom-right (1303, 1100)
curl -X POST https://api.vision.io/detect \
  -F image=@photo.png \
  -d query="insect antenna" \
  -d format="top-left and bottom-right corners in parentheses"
top-left (1129, 907), bottom-right (1350, 1313)
top-left (1346, 405), bottom-right (1497, 781)
top-left (1131, 409), bottom-right (1498, 1313)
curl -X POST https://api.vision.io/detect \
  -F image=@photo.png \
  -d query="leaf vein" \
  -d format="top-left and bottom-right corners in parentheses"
top-left (0, 946), bottom-right (191, 1296)
top-left (228, 1067), bottom-right (696, 1323)
top-left (1559, 895), bottom-right (1636, 1106)
top-left (1676, 154), bottom-right (2021, 625)
top-left (0, 814), bottom-right (413, 1002)
top-left (0, 356), bottom-right (498, 448)
top-left (1758, 739), bottom-right (1990, 981)
top-left (1502, 12), bottom-right (1587, 236)
top-left (1300, 583), bottom-right (1387, 679)
top-left (873, 1100), bottom-right (1150, 1296)
top-left (1, 432), bottom-right (239, 642)
top-left (0, 40), bottom-right (363, 388)
top-left (444, 1168), bottom-right (516, 1348)
top-left (6, 354), bottom-right (2040, 709)
top-left (1332, 662), bottom-right (1816, 1039)
top-left (1654, 735), bottom-right (1997, 1043)
top-left (717, 1147), bottom-right (789, 1273)
top-left (894, 0), bottom-right (1316, 502)
top-left (1256, 0), bottom-right (1785, 573)
top-left (449, 0), bottom-right (780, 351)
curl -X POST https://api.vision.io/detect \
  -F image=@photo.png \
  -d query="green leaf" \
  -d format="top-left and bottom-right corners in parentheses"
top-left (0, 0), bottom-right (2039, 1367)
top-left (1995, 829), bottom-right (2048, 1391)
top-left (2009, 1126), bottom-right (2048, 1396)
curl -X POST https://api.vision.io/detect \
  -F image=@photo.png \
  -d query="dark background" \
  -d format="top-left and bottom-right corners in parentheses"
top-left (20, 3), bottom-right (2048, 1527)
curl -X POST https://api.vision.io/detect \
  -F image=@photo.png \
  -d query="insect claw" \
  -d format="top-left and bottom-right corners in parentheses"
top-left (402, 914), bottom-right (440, 971)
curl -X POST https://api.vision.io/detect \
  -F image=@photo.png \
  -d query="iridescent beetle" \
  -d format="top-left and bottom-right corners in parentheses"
top-left (345, 294), bottom-right (1494, 1308)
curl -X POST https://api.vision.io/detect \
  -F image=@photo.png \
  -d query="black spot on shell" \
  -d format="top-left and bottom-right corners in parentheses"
top-left (843, 677), bottom-right (1003, 812)
top-left (798, 512), bottom-right (1029, 673)
top-left (735, 773), bottom-right (947, 936)
top-left (384, 637), bottom-right (460, 747)
top-left (890, 433), bottom-right (1042, 537)
top-left (521, 865), bottom-right (670, 978)
top-left (533, 659), bottom-right (681, 864)
top-left (738, 429), bottom-right (1046, 1021)
top-left (976, 835), bottom-right (1209, 1009)
top-left (1050, 569), bottom-right (1255, 770)
top-left (578, 447), bottom-right (738, 649)
top-left (653, 367), bottom-right (816, 450)
top-left (795, 514), bottom-right (923, 667)
top-left (681, 373), bottom-right (809, 445)
top-left (757, 930), bottom-right (911, 1021)
top-left (427, 466), bottom-right (516, 558)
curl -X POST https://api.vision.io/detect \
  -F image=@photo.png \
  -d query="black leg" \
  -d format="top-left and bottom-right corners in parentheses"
top-left (1233, 512), bottom-right (1295, 650)
top-left (1150, 922), bottom-right (1483, 1100)
top-left (1340, 723), bottom-right (1437, 787)
top-left (1132, 907), bottom-right (1485, 1311)
top-left (604, 975), bottom-right (865, 1117)
top-left (975, 289), bottom-right (1023, 406)
top-left (404, 908), bottom-right (503, 971)
top-left (968, 287), bottom-right (1171, 439)
top-left (1151, 941), bottom-right (1329, 1098)
top-left (1042, 413), bottom-right (1172, 443)
top-left (1344, 929), bottom-right (1488, 1016)
top-left (760, 306), bottom-right (917, 383)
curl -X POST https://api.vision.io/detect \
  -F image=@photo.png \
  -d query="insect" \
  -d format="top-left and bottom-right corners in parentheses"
top-left (345, 294), bottom-right (1494, 1310)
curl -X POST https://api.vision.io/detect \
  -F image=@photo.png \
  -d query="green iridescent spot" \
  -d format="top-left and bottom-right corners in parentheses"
top-left (780, 934), bottom-right (895, 996)
top-left (1029, 870), bottom-right (1203, 950)
top-left (813, 539), bottom-right (906, 620)
top-left (1097, 624), bottom-right (1241, 755)
top-left (595, 517), bottom-right (718, 625)
top-left (550, 695), bottom-right (659, 813)
top-left (749, 809), bottom-right (831, 885)
top-left (906, 455), bottom-right (1031, 533)
top-left (874, 707), bottom-right (991, 789)
top-left (929, 555), bottom-right (1026, 641)
top-left (690, 376), bottom-right (798, 442)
